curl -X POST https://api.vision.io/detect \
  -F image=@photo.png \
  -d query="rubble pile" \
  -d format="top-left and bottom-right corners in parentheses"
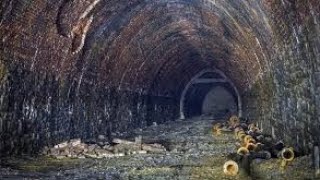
top-left (41, 135), bottom-right (166, 159)
top-left (212, 115), bottom-right (295, 176)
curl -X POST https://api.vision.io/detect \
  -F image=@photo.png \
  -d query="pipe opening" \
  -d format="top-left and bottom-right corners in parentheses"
top-left (223, 160), bottom-right (239, 176)
top-left (227, 164), bottom-right (236, 172)
top-left (282, 149), bottom-right (294, 160)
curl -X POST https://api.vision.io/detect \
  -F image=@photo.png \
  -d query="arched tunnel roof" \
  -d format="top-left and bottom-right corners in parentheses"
top-left (1, 0), bottom-right (320, 155)
top-left (82, 0), bottom-right (274, 97)
top-left (0, 0), bottom-right (276, 98)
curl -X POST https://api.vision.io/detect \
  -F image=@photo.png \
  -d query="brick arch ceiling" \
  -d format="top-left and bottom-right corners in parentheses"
top-left (0, 0), bottom-right (274, 97)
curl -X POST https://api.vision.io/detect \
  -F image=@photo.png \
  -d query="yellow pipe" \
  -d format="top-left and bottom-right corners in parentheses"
top-left (237, 147), bottom-right (249, 156)
top-left (236, 130), bottom-right (245, 136)
top-left (223, 160), bottom-right (239, 176)
top-left (234, 127), bottom-right (242, 134)
top-left (228, 115), bottom-right (240, 127)
top-left (280, 147), bottom-right (295, 169)
top-left (212, 123), bottom-right (222, 136)
top-left (234, 127), bottom-right (243, 139)
top-left (246, 142), bottom-right (257, 152)
top-left (244, 135), bottom-right (252, 143)
top-left (238, 132), bottom-right (247, 142)
top-left (244, 135), bottom-right (256, 144)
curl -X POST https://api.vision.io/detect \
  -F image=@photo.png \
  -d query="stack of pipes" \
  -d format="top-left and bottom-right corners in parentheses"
top-left (212, 115), bottom-right (295, 177)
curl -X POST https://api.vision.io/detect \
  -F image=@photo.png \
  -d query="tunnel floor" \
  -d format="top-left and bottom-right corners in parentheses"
top-left (0, 118), bottom-right (315, 180)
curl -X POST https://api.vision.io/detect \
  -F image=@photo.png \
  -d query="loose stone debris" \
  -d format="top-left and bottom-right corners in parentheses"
top-left (42, 136), bottom-right (166, 159)
top-left (0, 117), bottom-right (317, 179)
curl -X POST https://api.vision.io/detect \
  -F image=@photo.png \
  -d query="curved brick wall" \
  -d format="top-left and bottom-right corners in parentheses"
top-left (0, 0), bottom-right (319, 155)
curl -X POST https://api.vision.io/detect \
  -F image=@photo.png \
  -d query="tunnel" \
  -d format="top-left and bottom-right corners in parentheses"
top-left (0, 0), bottom-right (320, 179)
top-left (180, 69), bottom-right (240, 119)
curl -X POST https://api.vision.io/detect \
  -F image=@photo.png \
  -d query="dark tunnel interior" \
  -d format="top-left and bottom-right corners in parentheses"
top-left (183, 83), bottom-right (238, 119)
top-left (0, 0), bottom-right (320, 178)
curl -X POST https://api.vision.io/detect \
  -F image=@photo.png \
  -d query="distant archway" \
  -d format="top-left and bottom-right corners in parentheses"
top-left (179, 69), bottom-right (242, 119)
